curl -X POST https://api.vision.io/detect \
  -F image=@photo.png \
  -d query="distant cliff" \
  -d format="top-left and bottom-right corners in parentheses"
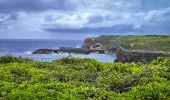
top-left (83, 35), bottom-right (170, 63)
top-left (83, 35), bottom-right (170, 52)
top-left (33, 35), bottom-right (170, 63)
top-left (115, 48), bottom-right (170, 63)
top-left (82, 38), bottom-right (104, 50)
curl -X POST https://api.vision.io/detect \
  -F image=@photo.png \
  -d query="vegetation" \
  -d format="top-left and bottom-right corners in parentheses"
top-left (0, 55), bottom-right (170, 100)
top-left (94, 35), bottom-right (170, 52)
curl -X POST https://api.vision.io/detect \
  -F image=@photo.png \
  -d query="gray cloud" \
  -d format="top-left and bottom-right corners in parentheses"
top-left (3, 0), bottom-right (169, 13)
top-left (0, 13), bottom-right (19, 30)
top-left (44, 24), bottom-right (170, 34)
top-left (88, 15), bottom-right (105, 24)
top-left (0, 0), bottom-right (170, 39)
top-left (140, 0), bottom-right (170, 10)
top-left (0, 0), bottom-right (75, 13)
top-left (44, 24), bottom-right (137, 34)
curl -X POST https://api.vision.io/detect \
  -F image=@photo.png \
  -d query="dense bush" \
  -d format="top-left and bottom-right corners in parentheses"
top-left (0, 55), bottom-right (33, 64)
top-left (0, 56), bottom-right (170, 99)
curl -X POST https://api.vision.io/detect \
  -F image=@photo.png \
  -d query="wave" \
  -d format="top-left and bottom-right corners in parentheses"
top-left (24, 51), bottom-right (32, 54)
top-left (76, 45), bottom-right (81, 48)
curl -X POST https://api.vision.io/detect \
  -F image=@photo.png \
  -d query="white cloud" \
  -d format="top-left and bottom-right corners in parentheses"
top-left (42, 11), bottom-right (90, 29)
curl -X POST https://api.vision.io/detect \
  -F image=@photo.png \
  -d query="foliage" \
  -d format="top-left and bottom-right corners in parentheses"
top-left (0, 55), bottom-right (33, 64)
top-left (0, 56), bottom-right (170, 100)
top-left (94, 35), bottom-right (170, 52)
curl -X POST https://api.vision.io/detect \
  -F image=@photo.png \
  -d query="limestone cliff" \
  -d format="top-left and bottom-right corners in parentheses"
top-left (82, 38), bottom-right (104, 50)
top-left (115, 48), bottom-right (170, 63)
top-left (83, 35), bottom-right (170, 63)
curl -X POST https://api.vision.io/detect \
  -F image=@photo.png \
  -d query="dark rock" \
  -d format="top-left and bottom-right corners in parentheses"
top-left (32, 49), bottom-right (54, 54)
top-left (32, 47), bottom-right (106, 54)
top-left (115, 48), bottom-right (170, 63)
top-left (82, 38), bottom-right (96, 49)
top-left (58, 48), bottom-right (90, 54)
top-left (109, 46), bottom-right (121, 52)
top-left (57, 48), bottom-right (105, 54)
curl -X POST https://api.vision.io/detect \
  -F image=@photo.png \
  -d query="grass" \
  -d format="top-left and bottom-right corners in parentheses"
top-left (94, 35), bottom-right (170, 52)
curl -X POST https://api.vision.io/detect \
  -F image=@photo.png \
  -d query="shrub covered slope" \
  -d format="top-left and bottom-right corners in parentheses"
top-left (93, 35), bottom-right (170, 52)
top-left (0, 55), bottom-right (170, 100)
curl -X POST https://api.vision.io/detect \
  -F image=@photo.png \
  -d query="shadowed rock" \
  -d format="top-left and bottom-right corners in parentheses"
top-left (115, 47), bottom-right (170, 63)
top-left (32, 47), bottom-right (105, 54)
top-left (32, 49), bottom-right (54, 54)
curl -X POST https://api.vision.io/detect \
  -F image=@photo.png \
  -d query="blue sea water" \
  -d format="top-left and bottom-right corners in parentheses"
top-left (0, 39), bottom-right (116, 62)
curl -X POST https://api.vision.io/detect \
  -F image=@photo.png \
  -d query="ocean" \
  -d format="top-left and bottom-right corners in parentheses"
top-left (0, 39), bottom-right (116, 62)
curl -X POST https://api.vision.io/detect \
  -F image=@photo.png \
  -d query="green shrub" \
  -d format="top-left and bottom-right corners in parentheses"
top-left (0, 56), bottom-right (170, 99)
top-left (0, 55), bottom-right (32, 64)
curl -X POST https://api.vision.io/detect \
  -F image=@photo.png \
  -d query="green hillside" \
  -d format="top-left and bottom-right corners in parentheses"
top-left (94, 35), bottom-right (170, 52)
top-left (0, 55), bottom-right (170, 100)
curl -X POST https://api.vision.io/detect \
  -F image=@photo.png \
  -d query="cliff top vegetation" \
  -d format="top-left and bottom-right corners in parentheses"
top-left (90, 35), bottom-right (170, 52)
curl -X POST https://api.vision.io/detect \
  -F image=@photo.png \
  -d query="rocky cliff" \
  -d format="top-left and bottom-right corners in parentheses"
top-left (82, 38), bottom-right (104, 50)
top-left (83, 35), bottom-right (170, 63)
top-left (115, 48), bottom-right (170, 63)
top-left (33, 35), bottom-right (170, 63)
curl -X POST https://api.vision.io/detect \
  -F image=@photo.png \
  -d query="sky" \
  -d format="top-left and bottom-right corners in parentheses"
top-left (0, 0), bottom-right (170, 39)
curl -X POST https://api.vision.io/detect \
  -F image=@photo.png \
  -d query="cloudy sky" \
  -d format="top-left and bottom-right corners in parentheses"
top-left (0, 0), bottom-right (170, 39)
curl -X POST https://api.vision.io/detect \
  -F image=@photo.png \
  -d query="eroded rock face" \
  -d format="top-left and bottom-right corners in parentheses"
top-left (115, 48), bottom-right (170, 63)
top-left (82, 38), bottom-right (104, 50)
top-left (82, 38), bottom-right (96, 49)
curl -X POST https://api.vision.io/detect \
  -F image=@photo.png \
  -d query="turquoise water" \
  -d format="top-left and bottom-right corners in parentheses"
top-left (0, 39), bottom-right (116, 62)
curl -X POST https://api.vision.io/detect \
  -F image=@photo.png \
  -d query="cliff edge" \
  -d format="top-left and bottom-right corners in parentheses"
top-left (115, 48), bottom-right (170, 63)
top-left (83, 35), bottom-right (170, 63)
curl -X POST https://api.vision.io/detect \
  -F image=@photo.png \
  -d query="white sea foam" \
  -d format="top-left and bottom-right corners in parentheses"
top-left (24, 51), bottom-right (32, 54)
top-left (76, 45), bottom-right (81, 48)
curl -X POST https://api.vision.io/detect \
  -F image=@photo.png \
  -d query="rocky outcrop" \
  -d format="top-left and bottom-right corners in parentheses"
top-left (82, 38), bottom-right (104, 50)
top-left (83, 37), bottom-right (170, 63)
top-left (32, 49), bottom-right (54, 54)
top-left (82, 37), bottom-right (120, 53)
top-left (57, 47), bottom-right (105, 54)
top-left (33, 36), bottom-right (170, 63)
top-left (115, 48), bottom-right (170, 63)
top-left (33, 38), bottom-right (106, 54)
top-left (32, 47), bottom-right (106, 54)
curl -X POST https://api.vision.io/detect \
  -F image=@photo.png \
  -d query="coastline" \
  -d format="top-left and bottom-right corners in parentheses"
top-left (84, 35), bottom-right (170, 63)
top-left (0, 36), bottom-right (170, 99)
top-left (32, 35), bottom-right (170, 63)
top-left (0, 39), bottom-right (115, 62)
